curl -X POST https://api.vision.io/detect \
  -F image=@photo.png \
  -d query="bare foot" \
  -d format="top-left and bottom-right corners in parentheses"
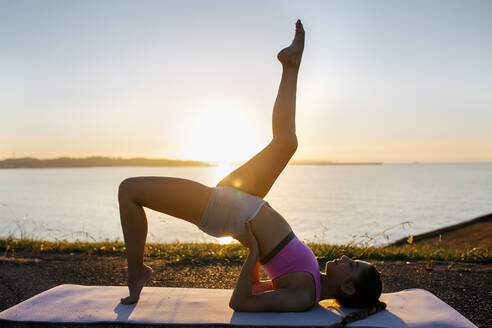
top-left (277, 19), bottom-right (305, 68)
top-left (120, 264), bottom-right (153, 304)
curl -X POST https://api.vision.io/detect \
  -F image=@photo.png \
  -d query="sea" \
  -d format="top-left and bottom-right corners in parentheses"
top-left (1, 163), bottom-right (491, 246)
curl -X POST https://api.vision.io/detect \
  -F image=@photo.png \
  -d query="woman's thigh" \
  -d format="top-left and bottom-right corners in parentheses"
top-left (118, 177), bottom-right (212, 225)
top-left (216, 137), bottom-right (296, 198)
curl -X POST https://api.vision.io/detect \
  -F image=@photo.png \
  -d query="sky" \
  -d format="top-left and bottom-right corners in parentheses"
top-left (1, 0), bottom-right (491, 163)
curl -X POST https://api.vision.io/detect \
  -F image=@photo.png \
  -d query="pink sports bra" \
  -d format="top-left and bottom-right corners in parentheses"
top-left (260, 232), bottom-right (321, 304)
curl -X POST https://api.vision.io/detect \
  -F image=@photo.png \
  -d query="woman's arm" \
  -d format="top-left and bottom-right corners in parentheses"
top-left (253, 280), bottom-right (274, 294)
top-left (230, 262), bottom-right (311, 312)
top-left (229, 222), bottom-right (311, 312)
top-left (230, 222), bottom-right (260, 307)
top-left (229, 244), bottom-right (259, 308)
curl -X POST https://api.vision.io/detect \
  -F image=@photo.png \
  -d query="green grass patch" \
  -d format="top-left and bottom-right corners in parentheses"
top-left (0, 237), bottom-right (489, 264)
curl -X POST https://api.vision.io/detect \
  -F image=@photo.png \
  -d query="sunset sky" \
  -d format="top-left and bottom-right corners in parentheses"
top-left (2, 0), bottom-right (491, 163)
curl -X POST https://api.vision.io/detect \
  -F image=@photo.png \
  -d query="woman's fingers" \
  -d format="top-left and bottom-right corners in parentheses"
top-left (245, 220), bottom-right (252, 233)
top-left (233, 222), bottom-right (259, 250)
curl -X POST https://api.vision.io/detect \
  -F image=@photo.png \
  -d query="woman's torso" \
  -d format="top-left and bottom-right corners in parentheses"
top-left (249, 202), bottom-right (293, 259)
top-left (249, 202), bottom-right (317, 304)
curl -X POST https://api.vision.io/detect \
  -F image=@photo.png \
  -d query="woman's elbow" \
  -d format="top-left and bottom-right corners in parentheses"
top-left (229, 297), bottom-right (253, 312)
top-left (229, 297), bottom-right (240, 311)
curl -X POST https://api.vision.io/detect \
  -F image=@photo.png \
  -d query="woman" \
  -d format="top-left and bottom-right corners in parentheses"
top-left (118, 20), bottom-right (382, 311)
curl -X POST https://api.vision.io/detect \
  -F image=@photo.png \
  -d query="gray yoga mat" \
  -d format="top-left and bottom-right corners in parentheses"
top-left (0, 285), bottom-right (477, 327)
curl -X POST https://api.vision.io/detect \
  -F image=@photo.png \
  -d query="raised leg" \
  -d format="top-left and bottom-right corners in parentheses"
top-left (118, 176), bottom-right (212, 304)
top-left (217, 20), bottom-right (305, 198)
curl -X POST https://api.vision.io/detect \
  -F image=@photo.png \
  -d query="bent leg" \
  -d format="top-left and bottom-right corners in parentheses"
top-left (217, 22), bottom-right (304, 198)
top-left (119, 177), bottom-right (212, 225)
top-left (118, 176), bottom-right (212, 303)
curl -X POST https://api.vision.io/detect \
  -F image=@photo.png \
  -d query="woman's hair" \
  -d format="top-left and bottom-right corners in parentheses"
top-left (336, 265), bottom-right (383, 308)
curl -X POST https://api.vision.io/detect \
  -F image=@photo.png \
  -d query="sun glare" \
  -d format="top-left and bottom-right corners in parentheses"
top-left (213, 162), bottom-right (233, 185)
top-left (183, 105), bottom-right (262, 163)
top-left (216, 236), bottom-right (236, 245)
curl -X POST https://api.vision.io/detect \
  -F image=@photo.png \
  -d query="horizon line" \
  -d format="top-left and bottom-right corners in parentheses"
top-left (1, 155), bottom-right (491, 165)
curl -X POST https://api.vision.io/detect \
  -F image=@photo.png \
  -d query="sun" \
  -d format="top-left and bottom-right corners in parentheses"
top-left (183, 104), bottom-right (263, 164)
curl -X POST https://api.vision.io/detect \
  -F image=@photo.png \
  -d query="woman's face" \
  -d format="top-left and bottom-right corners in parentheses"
top-left (324, 255), bottom-right (371, 285)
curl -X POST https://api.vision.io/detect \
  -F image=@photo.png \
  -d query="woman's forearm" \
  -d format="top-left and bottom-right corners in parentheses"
top-left (230, 249), bottom-right (259, 308)
top-left (252, 280), bottom-right (274, 294)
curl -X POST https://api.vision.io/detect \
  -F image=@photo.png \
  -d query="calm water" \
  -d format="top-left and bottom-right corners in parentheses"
top-left (1, 164), bottom-right (491, 245)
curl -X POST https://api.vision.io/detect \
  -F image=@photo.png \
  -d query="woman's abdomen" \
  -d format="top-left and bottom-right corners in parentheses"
top-left (250, 203), bottom-right (293, 260)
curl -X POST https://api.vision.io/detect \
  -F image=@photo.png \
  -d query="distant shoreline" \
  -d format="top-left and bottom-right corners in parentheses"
top-left (289, 160), bottom-right (382, 166)
top-left (0, 156), bottom-right (213, 168)
top-left (0, 157), bottom-right (383, 168)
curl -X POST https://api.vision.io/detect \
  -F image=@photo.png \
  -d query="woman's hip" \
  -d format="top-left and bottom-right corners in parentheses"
top-left (197, 186), bottom-right (266, 238)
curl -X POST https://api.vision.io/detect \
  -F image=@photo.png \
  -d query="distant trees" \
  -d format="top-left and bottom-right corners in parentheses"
top-left (0, 156), bottom-right (213, 168)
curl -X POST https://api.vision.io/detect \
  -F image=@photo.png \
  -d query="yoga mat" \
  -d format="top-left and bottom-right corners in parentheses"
top-left (0, 285), bottom-right (477, 327)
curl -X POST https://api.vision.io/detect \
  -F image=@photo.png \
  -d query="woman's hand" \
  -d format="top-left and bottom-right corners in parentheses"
top-left (235, 221), bottom-right (259, 254)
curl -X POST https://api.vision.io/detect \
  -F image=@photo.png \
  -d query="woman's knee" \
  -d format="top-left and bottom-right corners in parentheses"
top-left (274, 134), bottom-right (298, 155)
top-left (118, 177), bottom-right (138, 201)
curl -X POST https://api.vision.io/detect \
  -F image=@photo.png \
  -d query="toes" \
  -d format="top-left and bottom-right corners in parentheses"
top-left (295, 20), bottom-right (305, 33)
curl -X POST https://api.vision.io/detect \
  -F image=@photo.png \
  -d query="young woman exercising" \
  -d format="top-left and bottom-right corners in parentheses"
top-left (118, 20), bottom-right (382, 311)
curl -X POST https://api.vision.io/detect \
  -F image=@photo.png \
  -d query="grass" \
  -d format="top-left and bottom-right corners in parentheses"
top-left (3, 203), bottom-right (489, 263)
top-left (1, 237), bottom-right (489, 264)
